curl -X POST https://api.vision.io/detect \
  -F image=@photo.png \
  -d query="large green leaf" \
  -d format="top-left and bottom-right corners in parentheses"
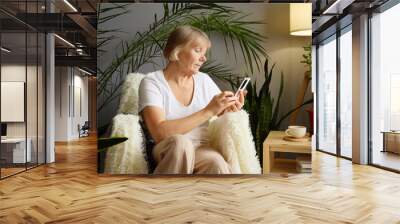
top-left (98, 137), bottom-right (128, 152)
top-left (97, 3), bottom-right (130, 51)
top-left (245, 58), bottom-right (314, 164)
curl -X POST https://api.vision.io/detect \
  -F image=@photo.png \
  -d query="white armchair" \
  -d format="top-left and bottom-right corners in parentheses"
top-left (104, 73), bottom-right (261, 174)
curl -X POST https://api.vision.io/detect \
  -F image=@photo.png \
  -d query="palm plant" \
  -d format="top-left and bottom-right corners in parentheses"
top-left (97, 3), bottom-right (268, 113)
top-left (243, 58), bottom-right (313, 161)
top-left (97, 3), bottom-right (130, 54)
top-left (301, 44), bottom-right (312, 79)
top-left (98, 137), bottom-right (128, 152)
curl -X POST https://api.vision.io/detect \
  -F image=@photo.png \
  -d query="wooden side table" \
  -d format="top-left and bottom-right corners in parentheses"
top-left (381, 131), bottom-right (400, 154)
top-left (263, 131), bottom-right (311, 174)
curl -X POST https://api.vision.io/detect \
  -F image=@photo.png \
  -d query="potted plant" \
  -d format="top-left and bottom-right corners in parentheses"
top-left (243, 58), bottom-right (313, 163)
top-left (289, 44), bottom-right (312, 126)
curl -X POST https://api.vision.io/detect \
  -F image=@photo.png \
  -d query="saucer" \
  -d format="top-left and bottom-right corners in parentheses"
top-left (283, 136), bottom-right (310, 142)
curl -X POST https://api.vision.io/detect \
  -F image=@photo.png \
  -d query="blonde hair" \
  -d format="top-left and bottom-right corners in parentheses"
top-left (163, 25), bottom-right (211, 61)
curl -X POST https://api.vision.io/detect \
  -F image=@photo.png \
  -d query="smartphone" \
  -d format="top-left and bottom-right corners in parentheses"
top-left (235, 77), bottom-right (251, 97)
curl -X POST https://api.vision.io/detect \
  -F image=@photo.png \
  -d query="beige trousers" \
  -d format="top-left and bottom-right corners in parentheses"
top-left (152, 134), bottom-right (231, 174)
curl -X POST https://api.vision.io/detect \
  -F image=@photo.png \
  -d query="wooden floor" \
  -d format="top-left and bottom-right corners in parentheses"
top-left (1, 163), bottom-right (45, 178)
top-left (1, 135), bottom-right (400, 223)
top-left (1, 167), bottom-right (26, 177)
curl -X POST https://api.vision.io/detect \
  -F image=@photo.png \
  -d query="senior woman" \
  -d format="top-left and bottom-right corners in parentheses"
top-left (138, 25), bottom-right (245, 174)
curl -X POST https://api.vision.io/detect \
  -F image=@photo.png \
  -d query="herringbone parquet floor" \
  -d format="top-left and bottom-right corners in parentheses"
top-left (1, 135), bottom-right (400, 223)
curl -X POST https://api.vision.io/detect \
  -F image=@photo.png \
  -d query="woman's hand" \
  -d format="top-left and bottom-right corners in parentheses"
top-left (205, 91), bottom-right (237, 116)
top-left (224, 90), bottom-right (246, 113)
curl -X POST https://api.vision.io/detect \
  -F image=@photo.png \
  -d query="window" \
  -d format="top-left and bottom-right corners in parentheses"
top-left (316, 24), bottom-right (353, 159)
top-left (370, 2), bottom-right (400, 171)
top-left (339, 27), bottom-right (352, 158)
top-left (317, 35), bottom-right (337, 154)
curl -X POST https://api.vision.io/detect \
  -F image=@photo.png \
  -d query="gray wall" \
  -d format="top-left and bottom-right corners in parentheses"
top-left (98, 3), bottom-right (312, 130)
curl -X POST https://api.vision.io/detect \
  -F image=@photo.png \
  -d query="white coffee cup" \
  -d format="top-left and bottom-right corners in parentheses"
top-left (285, 126), bottom-right (306, 138)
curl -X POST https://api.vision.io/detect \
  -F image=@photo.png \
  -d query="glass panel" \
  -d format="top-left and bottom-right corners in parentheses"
top-left (27, 31), bottom-right (38, 169)
top-left (38, 32), bottom-right (45, 165)
top-left (1, 30), bottom-right (27, 177)
top-left (317, 35), bottom-right (337, 154)
top-left (26, 0), bottom-right (38, 169)
top-left (339, 28), bottom-right (352, 158)
top-left (0, 0), bottom-right (46, 178)
top-left (371, 4), bottom-right (400, 171)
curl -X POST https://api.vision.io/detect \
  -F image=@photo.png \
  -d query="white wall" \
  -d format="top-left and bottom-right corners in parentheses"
top-left (98, 3), bottom-right (312, 130)
top-left (55, 67), bottom-right (89, 141)
top-left (1, 65), bottom-right (42, 137)
top-left (55, 66), bottom-right (69, 141)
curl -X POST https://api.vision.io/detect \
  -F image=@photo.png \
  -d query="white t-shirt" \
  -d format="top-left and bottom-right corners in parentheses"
top-left (139, 70), bottom-right (221, 147)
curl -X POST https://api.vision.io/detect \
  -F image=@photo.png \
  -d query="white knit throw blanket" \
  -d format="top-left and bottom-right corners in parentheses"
top-left (104, 114), bottom-right (149, 174)
top-left (208, 110), bottom-right (261, 174)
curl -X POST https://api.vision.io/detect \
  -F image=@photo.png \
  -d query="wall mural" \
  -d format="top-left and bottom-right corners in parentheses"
top-left (97, 3), bottom-right (312, 175)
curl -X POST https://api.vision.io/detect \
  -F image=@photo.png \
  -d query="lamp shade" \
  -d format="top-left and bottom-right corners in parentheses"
top-left (290, 3), bottom-right (312, 36)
